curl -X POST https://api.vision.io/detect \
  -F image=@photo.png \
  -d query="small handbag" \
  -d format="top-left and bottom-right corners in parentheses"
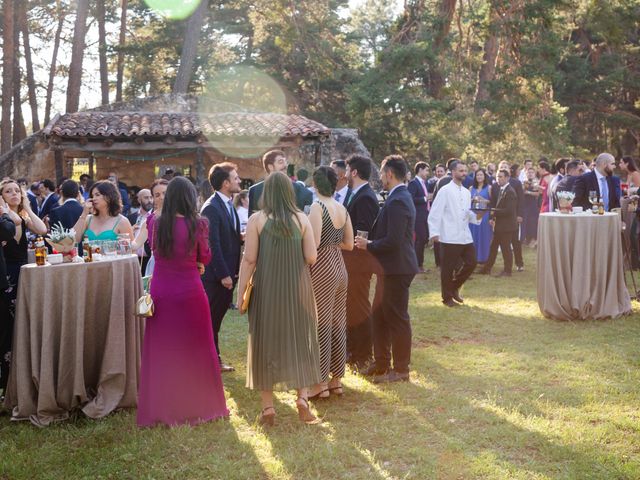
top-left (136, 275), bottom-right (154, 317)
top-left (240, 274), bottom-right (254, 314)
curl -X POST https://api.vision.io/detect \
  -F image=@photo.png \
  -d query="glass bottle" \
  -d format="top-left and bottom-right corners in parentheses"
top-left (35, 236), bottom-right (47, 266)
top-left (82, 235), bottom-right (93, 263)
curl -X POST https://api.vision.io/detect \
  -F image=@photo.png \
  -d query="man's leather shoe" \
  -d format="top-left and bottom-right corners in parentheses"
top-left (494, 271), bottom-right (512, 277)
top-left (361, 363), bottom-right (388, 377)
top-left (452, 289), bottom-right (464, 304)
top-left (442, 299), bottom-right (459, 307)
top-left (372, 370), bottom-right (410, 384)
top-left (220, 362), bottom-right (235, 373)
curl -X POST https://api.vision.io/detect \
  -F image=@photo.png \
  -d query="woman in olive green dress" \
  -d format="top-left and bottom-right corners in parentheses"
top-left (237, 172), bottom-right (321, 425)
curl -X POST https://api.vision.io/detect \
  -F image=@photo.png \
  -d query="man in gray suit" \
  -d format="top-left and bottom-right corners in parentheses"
top-left (248, 150), bottom-right (313, 216)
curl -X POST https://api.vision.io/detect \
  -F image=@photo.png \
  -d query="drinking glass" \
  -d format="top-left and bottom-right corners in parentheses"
top-left (588, 190), bottom-right (598, 205)
top-left (356, 230), bottom-right (369, 240)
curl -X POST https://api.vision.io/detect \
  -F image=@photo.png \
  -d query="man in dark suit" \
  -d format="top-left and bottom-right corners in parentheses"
top-left (355, 155), bottom-right (419, 384)
top-left (342, 154), bottom-right (380, 372)
top-left (489, 161), bottom-right (525, 271)
top-left (480, 169), bottom-right (518, 276)
top-left (407, 161), bottom-right (430, 272)
top-left (37, 179), bottom-right (60, 221)
top-left (556, 160), bottom-right (581, 194)
top-left (27, 182), bottom-right (40, 212)
top-left (48, 180), bottom-right (83, 230)
top-left (248, 150), bottom-right (313, 215)
top-left (573, 152), bottom-right (621, 212)
top-left (201, 162), bottom-right (242, 373)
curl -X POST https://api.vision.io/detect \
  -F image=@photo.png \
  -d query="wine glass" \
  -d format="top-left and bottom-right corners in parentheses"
top-left (588, 190), bottom-right (598, 206)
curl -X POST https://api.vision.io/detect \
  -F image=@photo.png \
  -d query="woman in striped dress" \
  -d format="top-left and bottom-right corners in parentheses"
top-left (308, 166), bottom-right (354, 399)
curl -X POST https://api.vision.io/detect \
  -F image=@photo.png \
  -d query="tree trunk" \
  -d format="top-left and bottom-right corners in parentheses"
top-left (172, 0), bottom-right (209, 94)
top-left (66, 0), bottom-right (90, 113)
top-left (1, 0), bottom-right (15, 154)
top-left (474, 9), bottom-right (501, 113)
top-left (96, 0), bottom-right (109, 105)
top-left (426, 0), bottom-right (457, 98)
top-left (44, 4), bottom-right (65, 127)
top-left (18, 1), bottom-right (40, 132)
top-left (13, 59), bottom-right (26, 144)
top-left (115, 0), bottom-right (128, 102)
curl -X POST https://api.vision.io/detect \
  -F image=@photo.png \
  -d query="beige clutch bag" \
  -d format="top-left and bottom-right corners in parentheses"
top-left (136, 276), bottom-right (154, 317)
top-left (240, 274), bottom-right (254, 314)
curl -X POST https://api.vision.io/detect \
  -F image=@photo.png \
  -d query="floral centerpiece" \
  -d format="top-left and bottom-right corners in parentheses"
top-left (556, 191), bottom-right (575, 214)
top-left (46, 222), bottom-right (79, 262)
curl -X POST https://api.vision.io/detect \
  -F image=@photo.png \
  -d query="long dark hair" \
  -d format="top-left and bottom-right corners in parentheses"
top-left (622, 156), bottom-right (638, 173)
top-left (90, 180), bottom-right (122, 217)
top-left (154, 177), bottom-right (200, 258)
top-left (260, 171), bottom-right (301, 237)
top-left (472, 168), bottom-right (488, 190)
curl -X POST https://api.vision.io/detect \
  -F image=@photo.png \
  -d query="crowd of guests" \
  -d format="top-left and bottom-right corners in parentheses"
top-left (407, 153), bottom-right (637, 294)
top-left (1, 148), bottom-right (637, 429)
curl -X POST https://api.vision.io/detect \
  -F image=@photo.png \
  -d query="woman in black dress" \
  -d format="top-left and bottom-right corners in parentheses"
top-left (0, 179), bottom-right (47, 392)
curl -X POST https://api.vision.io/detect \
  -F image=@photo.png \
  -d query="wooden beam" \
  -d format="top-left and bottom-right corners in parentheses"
top-left (54, 149), bottom-right (64, 184)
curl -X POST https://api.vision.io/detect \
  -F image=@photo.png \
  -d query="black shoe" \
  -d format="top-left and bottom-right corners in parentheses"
top-left (494, 271), bottom-right (512, 277)
top-left (361, 363), bottom-right (388, 377)
top-left (452, 289), bottom-right (464, 304)
top-left (372, 370), bottom-right (410, 384)
top-left (516, 266), bottom-right (524, 272)
top-left (442, 299), bottom-right (460, 307)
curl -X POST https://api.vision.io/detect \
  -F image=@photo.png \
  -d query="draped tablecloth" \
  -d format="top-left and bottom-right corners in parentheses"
top-left (537, 212), bottom-right (632, 320)
top-left (3, 255), bottom-right (144, 426)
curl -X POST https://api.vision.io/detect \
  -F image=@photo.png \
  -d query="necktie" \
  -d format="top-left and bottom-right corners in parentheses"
top-left (343, 188), bottom-right (352, 206)
top-left (227, 199), bottom-right (236, 229)
top-left (334, 192), bottom-right (341, 202)
top-left (420, 179), bottom-right (428, 197)
top-left (600, 177), bottom-right (609, 211)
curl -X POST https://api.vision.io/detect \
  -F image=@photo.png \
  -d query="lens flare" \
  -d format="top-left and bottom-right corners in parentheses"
top-left (144, 0), bottom-right (202, 20)
top-left (198, 66), bottom-right (289, 158)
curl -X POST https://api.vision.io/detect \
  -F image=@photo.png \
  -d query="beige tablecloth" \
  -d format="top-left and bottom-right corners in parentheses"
top-left (3, 255), bottom-right (144, 426)
top-left (537, 212), bottom-right (632, 320)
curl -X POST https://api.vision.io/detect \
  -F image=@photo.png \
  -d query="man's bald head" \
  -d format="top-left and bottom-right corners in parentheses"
top-left (595, 153), bottom-right (615, 176)
top-left (137, 188), bottom-right (153, 213)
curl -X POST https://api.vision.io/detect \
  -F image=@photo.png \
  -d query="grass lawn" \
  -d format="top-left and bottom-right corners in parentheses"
top-left (1, 248), bottom-right (639, 479)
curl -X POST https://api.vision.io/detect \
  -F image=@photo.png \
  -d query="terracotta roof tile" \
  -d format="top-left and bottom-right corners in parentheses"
top-left (48, 112), bottom-right (330, 139)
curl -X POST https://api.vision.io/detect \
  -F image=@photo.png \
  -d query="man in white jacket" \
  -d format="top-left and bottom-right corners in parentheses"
top-left (428, 160), bottom-right (486, 307)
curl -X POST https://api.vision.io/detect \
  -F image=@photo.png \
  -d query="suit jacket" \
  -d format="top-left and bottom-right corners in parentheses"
top-left (491, 185), bottom-right (518, 233)
top-left (248, 179), bottom-right (313, 216)
top-left (0, 214), bottom-right (16, 290)
top-left (490, 178), bottom-right (524, 217)
top-left (48, 200), bottom-right (83, 231)
top-left (432, 175), bottom-right (452, 201)
top-left (368, 185), bottom-right (419, 276)
top-left (407, 177), bottom-right (429, 236)
top-left (27, 191), bottom-right (38, 213)
top-left (342, 183), bottom-right (380, 274)
top-left (572, 171), bottom-right (621, 211)
top-left (200, 193), bottom-right (242, 284)
top-left (38, 193), bottom-right (60, 220)
top-left (555, 175), bottom-right (578, 194)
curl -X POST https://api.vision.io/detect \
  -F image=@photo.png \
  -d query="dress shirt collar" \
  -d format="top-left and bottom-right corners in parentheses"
top-left (216, 191), bottom-right (232, 204)
top-left (594, 168), bottom-right (606, 184)
top-left (350, 182), bottom-right (367, 197)
top-left (388, 183), bottom-right (403, 197)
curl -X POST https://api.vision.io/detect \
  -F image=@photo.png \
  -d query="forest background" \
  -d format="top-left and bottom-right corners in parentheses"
top-left (0, 0), bottom-right (639, 165)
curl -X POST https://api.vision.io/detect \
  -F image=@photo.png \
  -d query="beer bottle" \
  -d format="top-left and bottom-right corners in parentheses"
top-left (35, 236), bottom-right (47, 266)
top-left (82, 235), bottom-right (93, 263)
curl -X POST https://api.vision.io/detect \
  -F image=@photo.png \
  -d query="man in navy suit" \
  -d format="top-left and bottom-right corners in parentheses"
top-left (556, 160), bottom-right (581, 194)
top-left (37, 179), bottom-right (60, 220)
top-left (48, 180), bottom-right (83, 230)
top-left (248, 150), bottom-right (313, 215)
top-left (342, 154), bottom-right (380, 372)
top-left (201, 162), bottom-right (242, 372)
top-left (573, 152), bottom-right (621, 212)
top-left (355, 155), bottom-right (419, 383)
top-left (407, 161), bottom-right (430, 272)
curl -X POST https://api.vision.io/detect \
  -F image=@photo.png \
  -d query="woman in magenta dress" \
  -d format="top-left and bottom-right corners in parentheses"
top-left (137, 177), bottom-right (228, 427)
